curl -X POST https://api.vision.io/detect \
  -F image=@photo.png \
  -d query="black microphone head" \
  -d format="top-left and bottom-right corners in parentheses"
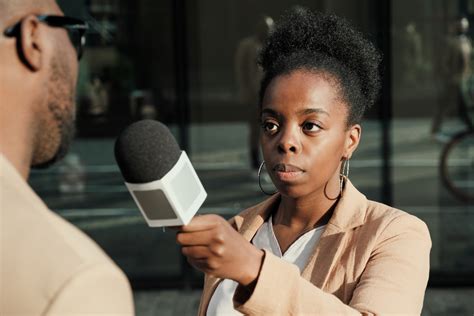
top-left (114, 120), bottom-right (182, 183)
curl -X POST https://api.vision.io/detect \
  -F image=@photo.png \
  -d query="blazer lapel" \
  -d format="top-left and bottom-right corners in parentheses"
top-left (301, 225), bottom-right (346, 288)
top-left (301, 179), bottom-right (367, 289)
top-left (236, 194), bottom-right (280, 240)
top-left (198, 274), bottom-right (221, 316)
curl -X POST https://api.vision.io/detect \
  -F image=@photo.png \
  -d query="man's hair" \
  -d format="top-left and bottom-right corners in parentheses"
top-left (258, 7), bottom-right (382, 126)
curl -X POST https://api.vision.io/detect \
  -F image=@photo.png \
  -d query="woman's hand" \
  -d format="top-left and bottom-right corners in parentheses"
top-left (176, 214), bottom-right (264, 286)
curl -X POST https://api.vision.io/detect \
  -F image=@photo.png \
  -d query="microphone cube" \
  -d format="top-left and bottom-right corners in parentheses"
top-left (125, 152), bottom-right (207, 227)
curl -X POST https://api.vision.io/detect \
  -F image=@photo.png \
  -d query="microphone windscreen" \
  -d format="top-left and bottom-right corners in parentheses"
top-left (114, 120), bottom-right (182, 183)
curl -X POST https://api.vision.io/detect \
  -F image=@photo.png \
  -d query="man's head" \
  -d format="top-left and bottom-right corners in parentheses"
top-left (255, 15), bottom-right (274, 42)
top-left (0, 0), bottom-right (86, 169)
top-left (457, 17), bottom-right (469, 35)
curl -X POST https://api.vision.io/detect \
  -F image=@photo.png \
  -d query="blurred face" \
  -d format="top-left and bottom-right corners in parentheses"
top-left (32, 7), bottom-right (79, 168)
top-left (260, 69), bottom-right (358, 199)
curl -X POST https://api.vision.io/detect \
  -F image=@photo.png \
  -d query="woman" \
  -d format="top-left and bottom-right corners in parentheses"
top-left (176, 8), bottom-right (431, 315)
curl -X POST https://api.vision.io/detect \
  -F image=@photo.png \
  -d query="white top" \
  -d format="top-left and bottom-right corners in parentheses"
top-left (206, 216), bottom-right (327, 316)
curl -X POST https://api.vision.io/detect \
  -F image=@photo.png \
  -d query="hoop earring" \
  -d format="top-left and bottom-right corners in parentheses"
top-left (258, 161), bottom-right (277, 196)
top-left (339, 158), bottom-right (350, 196)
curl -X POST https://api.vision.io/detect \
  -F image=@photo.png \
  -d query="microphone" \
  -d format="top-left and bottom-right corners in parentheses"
top-left (114, 120), bottom-right (207, 227)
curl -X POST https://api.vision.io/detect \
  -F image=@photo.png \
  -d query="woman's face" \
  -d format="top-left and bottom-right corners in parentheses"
top-left (260, 69), bottom-right (360, 199)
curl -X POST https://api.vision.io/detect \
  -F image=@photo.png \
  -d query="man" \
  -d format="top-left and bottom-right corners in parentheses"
top-left (432, 16), bottom-right (473, 140)
top-left (0, 0), bottom-right (134, 314)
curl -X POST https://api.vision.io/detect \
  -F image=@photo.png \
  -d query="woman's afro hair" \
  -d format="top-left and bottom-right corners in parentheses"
top-left (258, 7), bottom-right (382, 125)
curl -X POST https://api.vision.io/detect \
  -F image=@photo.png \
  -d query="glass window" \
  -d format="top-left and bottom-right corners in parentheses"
top-left (30, 0), bottom-right (388, 286)
top-left (391, 0), bottom-right (474, 277)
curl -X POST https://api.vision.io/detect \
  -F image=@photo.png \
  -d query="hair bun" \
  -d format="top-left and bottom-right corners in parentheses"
top-left (259, 8), bottom-right (382, 112)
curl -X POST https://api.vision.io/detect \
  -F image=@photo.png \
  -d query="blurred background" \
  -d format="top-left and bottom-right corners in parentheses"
top-left (30, 0), bottom-right (473, 314)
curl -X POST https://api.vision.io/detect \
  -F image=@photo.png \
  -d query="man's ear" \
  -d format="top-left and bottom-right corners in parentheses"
top-left (18, 15), bottom-right (44, 71)
top-left (344, 124), bottom-right (361, 159)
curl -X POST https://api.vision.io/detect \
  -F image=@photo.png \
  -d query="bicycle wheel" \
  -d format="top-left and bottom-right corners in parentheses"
top-left (440, 130), bottom-right (474, 202)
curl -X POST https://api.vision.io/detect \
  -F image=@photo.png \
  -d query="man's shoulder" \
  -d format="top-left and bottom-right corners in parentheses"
top-left (1, 155), bottom-right (112, 265)
top-left (4, 191), bottom-right (119, 272)
top-left (1, 167), bottom-right (130, 314)
top-left (2, 176), bottom-right (112, 266)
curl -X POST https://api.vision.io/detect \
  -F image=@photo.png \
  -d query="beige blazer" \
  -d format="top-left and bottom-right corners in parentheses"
top-left (0, 155), bottom-right (134, 315)
top-left (198, 180), bottom-right (431, 315)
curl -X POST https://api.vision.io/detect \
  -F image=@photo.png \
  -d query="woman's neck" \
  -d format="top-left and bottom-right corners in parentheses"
top-left (274, 191), bottom-right (338, 230)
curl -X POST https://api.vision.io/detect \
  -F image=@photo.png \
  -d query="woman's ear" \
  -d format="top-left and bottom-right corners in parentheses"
top-left (344, 124), bottom-right (361, 159)
top-left (18, 15), bottom-right (43, 71)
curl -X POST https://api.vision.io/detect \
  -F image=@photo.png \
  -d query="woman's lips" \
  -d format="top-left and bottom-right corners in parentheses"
top-left (273, 163), bottom-right (304, 181)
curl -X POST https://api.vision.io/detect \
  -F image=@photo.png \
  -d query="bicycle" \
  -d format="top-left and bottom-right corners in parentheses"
top-left (439, 74), bottom-right (474, 203)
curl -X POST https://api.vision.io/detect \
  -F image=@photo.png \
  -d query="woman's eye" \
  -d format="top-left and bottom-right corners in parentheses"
top-left (303, 122), bottom-right (321, 132)
top-left (262, 122), bottom-right (278, 133)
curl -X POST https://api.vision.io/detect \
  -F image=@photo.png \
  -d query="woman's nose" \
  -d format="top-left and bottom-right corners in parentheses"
top-left (277, 126), bottom-right (301, 154)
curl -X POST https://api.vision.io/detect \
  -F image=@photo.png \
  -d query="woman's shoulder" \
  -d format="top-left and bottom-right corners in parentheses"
top-left (363, 199), bottom-right (431, 244)
top-left (365, 199), bottom-right (423, 225)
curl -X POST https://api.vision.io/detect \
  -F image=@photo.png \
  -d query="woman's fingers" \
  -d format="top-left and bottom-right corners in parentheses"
top-left (176, 222), bottom-right (227, 247)
top-left (179, 214), bottom-right (224, 232)
top-left (176, 229), bottom-right (216, 246)
top-left (176, 213), bottom-right (263, 283)
top-left (181, 245), bottom-right (209, 259)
